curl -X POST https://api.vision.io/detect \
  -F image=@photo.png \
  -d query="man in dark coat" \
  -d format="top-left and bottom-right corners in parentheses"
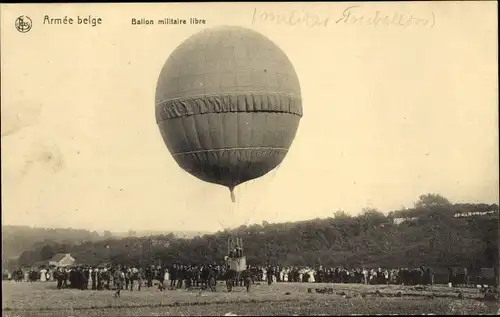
top-left (97, 268), bottom-right (103, 290)
top-left (91, 268), bottom-right (97, 290)
top-left (170, 264), bottom-right (177, 289)
top-left (158, 266), bottom-right (166, 290)
top-left (145, 266), bottom-right (153, 288)
top-left (114, 267), bottom-right (124, 298)
top-left (56, 268), bottom-right (64, 289)
top-left (266, 266), bottom-right (274, 285)
top-left (177, 265), bottom-right (184, 289)
top-left (207, 265), bottom-right (217, 292)
top-left (242, 269), bottom-right (252, 292)
top-left (448, 267), bottom-right (455, 287)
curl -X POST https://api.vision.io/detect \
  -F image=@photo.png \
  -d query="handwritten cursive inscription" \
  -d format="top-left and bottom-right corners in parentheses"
top-left (335, 5), bottom-right (435, 28)
top-left (252, 6), bottom-right (435, 29)
top-left (251, 8), bottom-right (331, 28)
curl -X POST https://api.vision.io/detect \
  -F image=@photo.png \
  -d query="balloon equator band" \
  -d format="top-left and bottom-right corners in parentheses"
top-left (155, 91), bottom-right (300, 104)
top-left (155, 93), bottom-right (303, 121)
top-left (171, 147), bottom-right (289, 157)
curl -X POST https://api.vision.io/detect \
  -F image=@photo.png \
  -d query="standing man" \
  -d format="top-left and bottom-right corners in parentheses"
top-left (146, 266), bottom-right (153, 288)
top-left (177, 265), bottom-right (184, 289)
top-left (56, 268), bottom-right (64, 289)
top-left (114, 267), bottom-right (125, 298)
top-left (124, 267), bottom-right (130, 290)
top-left (130, 266), bottom-right (139, 291)
top-left (170, 264), bottom-right (177, 289)
top-left (448, 267), bottom-right (455, 287)
top-left (97, 268), bottom-right (103, 290)
top-left (158, 265), bottom-right (166, 290)
top-left (91, 267), bottom-right (97, 290)
top-left (136, 268), bottom-right (143, 291)
top-left (207, 265), bottom-right (217, 292)
top-left (242, 269), bottom-right (252, 292)
top-left (266, 265), bottom-right (274, 286)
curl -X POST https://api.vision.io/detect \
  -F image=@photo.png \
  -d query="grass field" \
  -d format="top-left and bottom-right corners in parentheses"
top-left (2, 281), bottom-right (499, 316)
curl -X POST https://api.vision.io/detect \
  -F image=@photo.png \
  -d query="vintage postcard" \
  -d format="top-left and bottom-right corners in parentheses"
top-left (1, 2), bottom-right (498, 316)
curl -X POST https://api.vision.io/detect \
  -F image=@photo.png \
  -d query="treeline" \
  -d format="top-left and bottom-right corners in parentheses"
top-left (10, 194), bottom-right (500, 271)
top-left (1, 226), bottom-right (105, 263)
top-left (1, 225), bottom-right (211, 268)
top-left (389, 194), bottom-right (498, 219)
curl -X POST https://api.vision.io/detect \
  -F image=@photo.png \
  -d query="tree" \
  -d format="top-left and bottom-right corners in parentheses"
top-left (40, 244), bottom-right (55, 261)
top-left (484, 240), bottom-right (498, 267)
top-left (19, 250), bottom-right (40, 267)
top-left (414, 193), bottom-right (451, 208)
top-left (103, 230), bottom-right (112, 238)
top-left (333, 209), bottom-right (351, 219)
top-left (360, 208), bottom-right (387, 227)
top-left (55, 243), bottom-right (69, 253)
top-left (11, 201), bottom-right (497, 270)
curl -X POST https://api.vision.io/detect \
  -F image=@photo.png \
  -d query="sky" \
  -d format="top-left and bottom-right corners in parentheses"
top-left (1, 2), bottom-right (498, 233)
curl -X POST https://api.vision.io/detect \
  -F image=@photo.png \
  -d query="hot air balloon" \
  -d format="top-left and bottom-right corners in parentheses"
top-left (155, 26), bottom-right (303, 202)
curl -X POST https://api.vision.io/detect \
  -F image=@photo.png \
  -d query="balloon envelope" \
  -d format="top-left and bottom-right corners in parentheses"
top-left (155, 26), bottom-right (302, 190)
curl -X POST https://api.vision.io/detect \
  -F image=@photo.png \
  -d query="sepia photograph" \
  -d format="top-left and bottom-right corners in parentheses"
top-left (1, 2), bottom-right (498, 316)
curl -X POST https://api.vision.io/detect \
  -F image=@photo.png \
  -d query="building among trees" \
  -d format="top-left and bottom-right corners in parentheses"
top-left (48, 253), bottom-right (75, 267)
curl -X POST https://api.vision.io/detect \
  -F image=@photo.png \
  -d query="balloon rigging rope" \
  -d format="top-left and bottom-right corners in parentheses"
top-left (237, 184), bottom-right (242, 213)
top-left (241, 164), bottom-right (282, 228)
top-left (218, 164), bottom-right (281, 231)
top-left (216, 165), bottom-right (281, 231)
top-left (232, 196), bottom-right (236, 226)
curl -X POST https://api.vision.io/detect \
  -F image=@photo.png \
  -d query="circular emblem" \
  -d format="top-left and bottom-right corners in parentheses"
top-left (15, 16), bottom-right (32, 33)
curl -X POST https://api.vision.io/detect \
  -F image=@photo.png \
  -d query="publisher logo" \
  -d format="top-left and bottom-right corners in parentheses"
top-left (15, 16), bottom-right (32, 33)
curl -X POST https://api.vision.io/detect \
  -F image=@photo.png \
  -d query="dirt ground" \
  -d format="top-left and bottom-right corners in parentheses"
top-left (2, 281), bottom-right (498, 316)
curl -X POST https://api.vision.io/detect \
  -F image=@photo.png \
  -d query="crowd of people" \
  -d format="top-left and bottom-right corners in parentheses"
top-left (255, 266), bottom-right (437, 286)
top-left (5, 263), bottom-right (487, 291)
top-left (5, 268), bottom-right (50, 283)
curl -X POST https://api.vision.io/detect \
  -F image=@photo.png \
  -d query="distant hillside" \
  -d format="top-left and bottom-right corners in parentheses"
top-left (112, 230), bottom-right (213, 239)
top-left (1, 226), bottom-right (105, 263)
top-left (389, 202), bottom-right (498, 219)
top-left (11, 199), bottom-right (499, 270)
top-left (1, 225), bottom-right (212, 268)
